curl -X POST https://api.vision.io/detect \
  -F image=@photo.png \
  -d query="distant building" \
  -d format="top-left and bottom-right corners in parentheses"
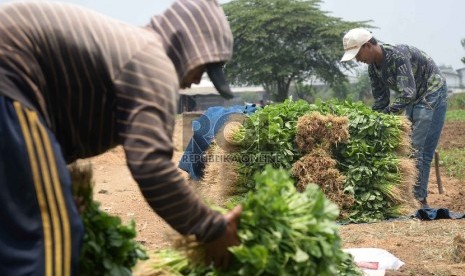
top-left (177, 75), bottom-right (265, 113)
top-left (439, 65), bottom-right (465, 93)
top-left (177, 64), bottom-right (465, 113)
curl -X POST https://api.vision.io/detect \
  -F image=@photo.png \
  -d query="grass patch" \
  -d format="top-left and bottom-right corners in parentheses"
top-left (448, 93), bottom-right (465, 110)
top-left (446, 109), bottom-right (465, 122)
top-left (438, 148), bottom-right (465, 180)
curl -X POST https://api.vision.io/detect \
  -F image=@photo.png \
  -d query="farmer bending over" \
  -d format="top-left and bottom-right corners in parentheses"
top-left (340, 28), bottom-right (448, 209)
top-left (0, 0), bottom-right (241, 274)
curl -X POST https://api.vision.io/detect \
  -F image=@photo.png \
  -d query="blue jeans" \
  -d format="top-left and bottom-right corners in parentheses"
top-left (405, 84), bottom-right (448, 201)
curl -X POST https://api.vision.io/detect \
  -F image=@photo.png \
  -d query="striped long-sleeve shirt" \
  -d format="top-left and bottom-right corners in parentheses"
top-left (0, 0), bottom-right (232, 243)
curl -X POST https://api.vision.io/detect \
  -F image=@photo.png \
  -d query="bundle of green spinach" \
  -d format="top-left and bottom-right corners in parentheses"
top-left (227, 166), bottom-right (361, 275)
top-left (149, 166), bottom-right (361, 275)
top-left (70, 163), bottom-right (148, 276)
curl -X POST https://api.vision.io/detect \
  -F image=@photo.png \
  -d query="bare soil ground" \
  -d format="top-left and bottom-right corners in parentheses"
top-left (87, 119), bottom-right (465, 275)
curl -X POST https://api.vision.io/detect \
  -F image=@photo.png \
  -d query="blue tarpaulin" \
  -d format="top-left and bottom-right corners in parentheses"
top-left (178, 104), bottom-right (258, 180)
top-left (414, 208), bottom-right (465, 220)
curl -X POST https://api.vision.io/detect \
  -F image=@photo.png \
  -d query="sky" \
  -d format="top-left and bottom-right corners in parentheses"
top-left (1, 0), bottom-right (464, 69)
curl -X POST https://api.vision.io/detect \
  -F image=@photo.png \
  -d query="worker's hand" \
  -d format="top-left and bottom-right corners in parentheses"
top-left (204, 205), bottom-right (242, 269)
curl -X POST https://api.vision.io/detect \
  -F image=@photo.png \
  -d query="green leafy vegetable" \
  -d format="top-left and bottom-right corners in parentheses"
top-left (70, 163), bottom-right (148, 276)
top-left (234, 99), bottom-right (413, 222)
top-left (149, 166), bottom-right (361, 276)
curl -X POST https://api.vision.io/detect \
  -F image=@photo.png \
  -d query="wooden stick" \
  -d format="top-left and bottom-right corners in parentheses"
top-left (434, 151), bottom-right (444, 194)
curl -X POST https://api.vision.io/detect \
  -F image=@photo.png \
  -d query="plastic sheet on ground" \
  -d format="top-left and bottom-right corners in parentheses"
top-left (414, 207), bottom-right (465, 220)
top-left (343, 248), bottom-right (405, 276)
top-left (178, 104), bottom-right (258, 180)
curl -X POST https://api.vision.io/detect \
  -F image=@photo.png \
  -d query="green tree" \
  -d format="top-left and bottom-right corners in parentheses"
top-left (330, 70), bottom-right (372, 102)
top-left (223, 0), bottom-right (371, 102)
top-left (352, 70), bottom-right (372, 103)
top-left (294, 82), bottom-right (317, 102)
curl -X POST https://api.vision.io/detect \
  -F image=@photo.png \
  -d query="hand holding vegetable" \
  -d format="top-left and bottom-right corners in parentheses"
top-left (204, 205), bottom-right (242, 269)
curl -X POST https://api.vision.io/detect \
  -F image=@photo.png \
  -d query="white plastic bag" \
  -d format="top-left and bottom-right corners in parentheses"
top-left (343, 248), bottom-right (405, 276)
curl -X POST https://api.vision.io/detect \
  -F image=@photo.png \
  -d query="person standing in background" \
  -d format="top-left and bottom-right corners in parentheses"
top-left (340, 28), bottom-right (448, 209)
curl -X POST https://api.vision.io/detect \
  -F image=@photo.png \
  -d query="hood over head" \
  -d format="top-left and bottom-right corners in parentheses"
top-left (149, 0), bottom-right (234, 98)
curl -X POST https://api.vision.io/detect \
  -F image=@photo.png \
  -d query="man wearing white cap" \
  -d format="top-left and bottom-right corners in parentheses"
top-left (341, 28), bottom-right (448, 209)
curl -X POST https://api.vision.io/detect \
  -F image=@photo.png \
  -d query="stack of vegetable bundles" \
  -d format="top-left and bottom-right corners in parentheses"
top-left (227, 99), bottom-right (416, 222)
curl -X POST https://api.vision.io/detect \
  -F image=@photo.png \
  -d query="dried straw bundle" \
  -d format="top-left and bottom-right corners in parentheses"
top-left (396, 116), bottom-right (413, 156)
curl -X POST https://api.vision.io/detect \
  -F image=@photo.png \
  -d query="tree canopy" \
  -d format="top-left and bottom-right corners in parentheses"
top-left (222, 0), bottom-right (372, 102)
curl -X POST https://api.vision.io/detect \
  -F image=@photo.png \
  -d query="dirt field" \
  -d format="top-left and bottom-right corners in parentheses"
top-left (87, 118), bottom-right (465, 275)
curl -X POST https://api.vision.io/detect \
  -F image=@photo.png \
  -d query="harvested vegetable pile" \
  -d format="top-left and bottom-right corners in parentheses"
top-left (144, 166), bottom-right (362, 276)
top-left (69, 162), bottom-right (148, 276)
top-left (145, 99), bottom-right (416, 275)
top-left (218, 99), bottom-right (416, 222)
top-left (311, 101), bottom-right (416, 222)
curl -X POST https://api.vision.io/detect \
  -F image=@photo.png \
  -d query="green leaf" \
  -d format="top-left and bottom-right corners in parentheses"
top-left (294, 247), bottom-right (309, 262)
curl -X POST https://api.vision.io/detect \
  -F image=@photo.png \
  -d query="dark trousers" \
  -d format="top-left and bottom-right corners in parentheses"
top-left (0, 96), bottom-right (83, 276)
